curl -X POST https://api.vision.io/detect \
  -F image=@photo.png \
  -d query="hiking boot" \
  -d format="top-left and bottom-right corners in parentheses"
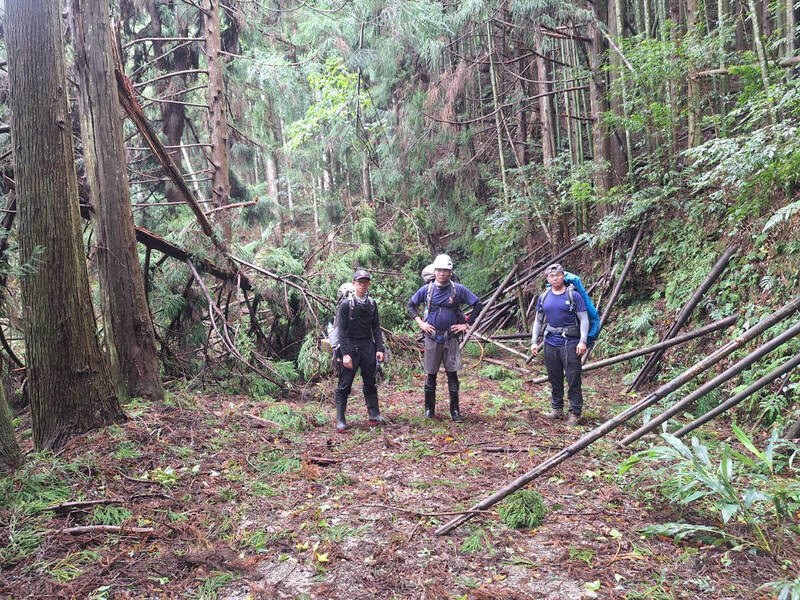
top-left (424, 389), bottom-right (436, 419)
top-left (335, 395), bottom-right (347, 433)
top-left (449, 392), bottom-right (463, 422)
top-left (546, 410), bottom-right (564, 420)
top-left (566, 413), bottom-right (581, 426)
top-left (366, 397), bottom-right (384, 426)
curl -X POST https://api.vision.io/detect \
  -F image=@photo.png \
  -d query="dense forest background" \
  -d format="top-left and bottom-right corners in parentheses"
top-left (0, 0), bottom-right (799, 596)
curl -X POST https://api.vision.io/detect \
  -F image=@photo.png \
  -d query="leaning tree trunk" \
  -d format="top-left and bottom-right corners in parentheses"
top-left (204, 0), bottom-right (232, 245)
top-left (72, 0), bottom-right (164, 403)
top-left (6, 0), bottom-right (124, 451)
top-left (0, 385), bottom-right (22, 474)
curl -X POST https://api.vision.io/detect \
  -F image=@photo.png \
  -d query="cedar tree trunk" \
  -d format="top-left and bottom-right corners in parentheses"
top-left (71, 0), bottom-right (164, 402)
top-left (6, 0), bottom-right (124, 451)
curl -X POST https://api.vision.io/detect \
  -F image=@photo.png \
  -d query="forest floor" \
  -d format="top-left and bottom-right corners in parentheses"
top-left (1, 355), bottom-right (796, 599)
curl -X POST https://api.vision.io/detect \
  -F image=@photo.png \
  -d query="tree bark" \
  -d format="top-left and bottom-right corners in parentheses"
top-left (607, 0), bottom-right (629, 184)
top-left (204, 0), bottom-right (232, 245)
top-left (686, 0), bottom-right (703, 147)
top-left (6, 0), bottom-right (124, 451)
top-left (0, 385), bottom-right (22, 474)
top-left (72, 0), bottom-right (164, 402)
top-left (589, 0), bottom-right (612, 200)
top-left (535, 30), bottom-right (556, 167)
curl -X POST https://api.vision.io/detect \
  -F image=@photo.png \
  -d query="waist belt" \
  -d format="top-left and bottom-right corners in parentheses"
top-left (428, 329), bottom-right (458, 342)
top-left (545, 324), bottom-right (581, 339)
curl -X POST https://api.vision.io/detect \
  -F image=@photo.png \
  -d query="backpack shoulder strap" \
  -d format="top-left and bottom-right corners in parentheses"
top-left (347, 293), bottom-right (356, 322)
top-left (425, 281), bottom-right (435, 315)
top-left (538, 288), bottom-right (551, 313)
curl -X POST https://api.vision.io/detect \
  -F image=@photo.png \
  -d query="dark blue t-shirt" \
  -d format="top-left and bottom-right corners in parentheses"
top-left (409, 282), bottom-right (480, 331)
top-left (538, 287), bottom-right (586, 347)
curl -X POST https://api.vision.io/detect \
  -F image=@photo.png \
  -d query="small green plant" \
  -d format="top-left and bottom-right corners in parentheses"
top-left (486, 394), bottom-right (515, 417)
top-left (89, 505), bottom-right (133, 526)
top-left (568, 546), bottom-right (595, 565)
top-left (620, 427), bottom-right (800, 553)
top-left (195, 571), bottom-right (237, 600)
top-left (261, 402), bottom-right (325, 432)
top-left (257, 450), bottom-right (302, 474)
top-left (146, 466), bottom-right (181, 487)
top-left (758, 577), bottom-right (800, 600)
top-left (397, 440), bottom-right (436, 460)
top-left (497, 489), bottom-right (547, 529)
top-left (331, 472), bottom-right (354, 486)
top-left (112, 441), bottom-right (141, 460)
top-left (459, 526), bottom-right (488, 554)
top-left (45, 550), bottom-right (103, 582)
top-left (478, 365), bottom-right (513, 380)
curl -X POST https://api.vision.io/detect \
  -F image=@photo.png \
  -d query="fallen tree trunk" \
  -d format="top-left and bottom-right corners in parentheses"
top-left (433, 296), bottom-right (800, 536)
top-left (619, 319), bottom-right (800, 446)
top-left (472, 332), bottom-right (530, 362)
top-left (598, 222), bottom-right (644, 329)
top-left (135, 226), bottom-right (249, 290)
top-left (674, 352), bottom-right (800, 438)
top-left (527, 314), bottom-right (740, 383)
top-left (505, 240), bottom-right (588, 295)
top-left (628, 245), bottom-right (736, 391)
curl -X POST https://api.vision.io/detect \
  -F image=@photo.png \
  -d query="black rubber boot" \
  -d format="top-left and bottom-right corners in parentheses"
top-left (366, 396), bottom-right (384, 425)
top-left (335, 395), bottom-right (348, 433)
top-left (424, 374), bottom-right (437, 418)
top-left (447, 371), bottom-right (462, 422)
top-left (449, 392), bottom-right (463, 422)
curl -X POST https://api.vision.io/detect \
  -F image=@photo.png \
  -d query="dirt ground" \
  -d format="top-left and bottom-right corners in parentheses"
top-left (0, 358), bottom-right (796, 599)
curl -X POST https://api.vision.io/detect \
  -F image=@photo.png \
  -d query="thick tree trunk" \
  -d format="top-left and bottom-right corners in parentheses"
top-left (748, 0), bottom-right (776, 122)
top-left (204, 0), bottom-right (232, 245)
top-left (535, 31), bottom-right (556, 167)
top-left (6, 0), bottom-right (124, 451)
top-left (589, 0), bottom-right (612, 200)
top-left (686, 0), bottom-right (703, 147)
top-left (0, 386), bottom-right (22, 474)
top-left (607, 0), bottom-right (629, 184)
top-left (72, 0), bottom-right (164, 403)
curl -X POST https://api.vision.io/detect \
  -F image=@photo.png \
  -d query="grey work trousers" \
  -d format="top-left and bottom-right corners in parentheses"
top-left (543, 341), bottom-right (584, 415)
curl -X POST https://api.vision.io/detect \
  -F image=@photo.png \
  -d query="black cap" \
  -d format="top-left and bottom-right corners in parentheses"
top-left (353, 269), bottom-right (372, 281)
top-left (544, 263), bottom-right (565, 275)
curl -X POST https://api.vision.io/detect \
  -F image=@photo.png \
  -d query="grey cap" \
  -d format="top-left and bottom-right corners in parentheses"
top-left (353, 268), bottom-right (372, 281)
top-left (544, 263), bottom-right (565, 276)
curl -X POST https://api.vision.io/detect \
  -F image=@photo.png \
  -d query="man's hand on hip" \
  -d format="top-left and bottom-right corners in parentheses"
top-left (416, 317), bottom-right (435, 335)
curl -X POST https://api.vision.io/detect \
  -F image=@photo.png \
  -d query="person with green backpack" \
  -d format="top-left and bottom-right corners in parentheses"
top-left (530, 263), bottom-right (590, 426)
top-left (407, 254), bottom-right (483, 422)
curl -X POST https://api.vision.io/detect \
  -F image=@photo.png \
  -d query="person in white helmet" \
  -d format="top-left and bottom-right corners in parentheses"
top-left (407, 254), bottom-right (483, 421)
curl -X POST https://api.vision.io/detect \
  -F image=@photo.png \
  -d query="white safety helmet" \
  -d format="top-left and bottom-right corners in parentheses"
top-left (431, 254), bottom-right (453, 270)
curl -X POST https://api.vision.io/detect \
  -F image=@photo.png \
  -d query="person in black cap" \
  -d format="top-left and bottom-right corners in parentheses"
top-left (334, 269), bottom-right (386, 432)
top-left (530, 263), bottom-right (588, 426)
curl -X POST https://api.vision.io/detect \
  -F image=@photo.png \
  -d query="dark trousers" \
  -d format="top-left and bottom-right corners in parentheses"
top-left (335, 340), bottom-right (377, 405)
top-left (544, 342), bottom-right (583, 415)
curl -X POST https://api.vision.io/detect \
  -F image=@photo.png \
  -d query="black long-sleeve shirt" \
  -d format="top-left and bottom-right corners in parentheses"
top-left (336, 295), bottom-right (385, 357)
